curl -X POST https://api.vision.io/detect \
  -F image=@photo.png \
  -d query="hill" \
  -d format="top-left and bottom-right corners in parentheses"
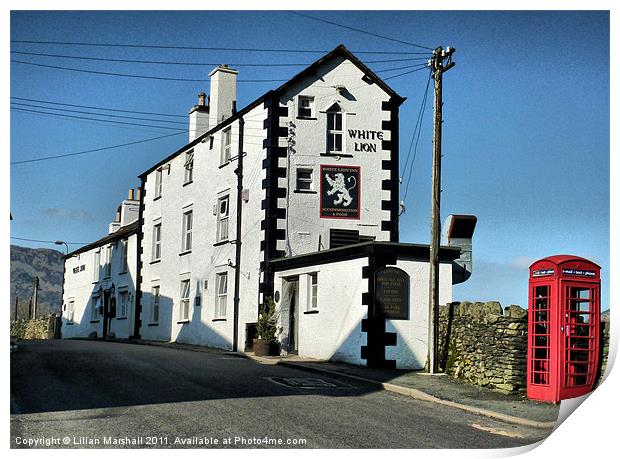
top-left (10, 245), bottom-right (64, 320)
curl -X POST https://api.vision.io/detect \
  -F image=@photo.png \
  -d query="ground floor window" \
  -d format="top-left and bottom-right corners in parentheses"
top-left (151, 286), bottom-right (160, 324)
top-left (118, 290), bottom-right (129, 319)
top-left (309, 273), bottom-right (318, 310)
top-left (215, 273), bottom-right (228, 318)
top-left (179, 280), bottom-right (190, 322)
top-left (67, 300), bottom-right (75, 323)
top-left (91, 295), bottom-right (101, 321)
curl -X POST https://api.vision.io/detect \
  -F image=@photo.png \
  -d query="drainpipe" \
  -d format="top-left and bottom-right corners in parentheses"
top-left (232, 117), bottom-right (244, 352)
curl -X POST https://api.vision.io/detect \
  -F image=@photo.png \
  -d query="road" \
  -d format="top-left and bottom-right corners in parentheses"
top-left (11, 340), bottom-right (550, 449)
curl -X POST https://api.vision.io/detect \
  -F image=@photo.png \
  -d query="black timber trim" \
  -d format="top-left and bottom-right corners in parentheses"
top-left (132, 180), bottom-right (145, 339)
top-left (270, 241), bottom-right (459, 272)
top-left (381, 97), bottom-right (401, 243)
top-left (258, 93), bottom-right (288, 302)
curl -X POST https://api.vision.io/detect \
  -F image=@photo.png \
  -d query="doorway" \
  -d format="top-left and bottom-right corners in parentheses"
top-left (282, 277), bottom-right (299, 354)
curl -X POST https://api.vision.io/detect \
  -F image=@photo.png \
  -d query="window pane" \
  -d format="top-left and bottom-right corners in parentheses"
top-left (327, 113), bottom-right (334, 130)
top-left (535, 286), bottom-right (549, 298)
top-left (334, 113), bottom-right (342, 131)
top-left (334, 134), bottom-right (342, 151)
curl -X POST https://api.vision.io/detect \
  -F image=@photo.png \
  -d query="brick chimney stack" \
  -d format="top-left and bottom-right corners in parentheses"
top-left (188, 91), bottom-right (209, 142)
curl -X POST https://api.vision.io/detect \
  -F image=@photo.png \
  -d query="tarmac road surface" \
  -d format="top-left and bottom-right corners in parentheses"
top-left (10, 340), bottom-right (552, 449)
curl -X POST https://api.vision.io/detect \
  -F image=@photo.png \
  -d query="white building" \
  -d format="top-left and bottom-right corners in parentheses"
top-left (62, 45), bottom-right (474, 370)
top-left (61, 190), bottom-right (140, 339)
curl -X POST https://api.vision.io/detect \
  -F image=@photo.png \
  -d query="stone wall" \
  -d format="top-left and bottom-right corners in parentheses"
top-left (438, 301), bottom-right (528, 394)
top-left (11, 315), bottom-right (57, 340)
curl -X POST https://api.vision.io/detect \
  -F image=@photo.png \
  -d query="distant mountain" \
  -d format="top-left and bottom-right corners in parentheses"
top-left (10, 245), bottom-right (64, 320)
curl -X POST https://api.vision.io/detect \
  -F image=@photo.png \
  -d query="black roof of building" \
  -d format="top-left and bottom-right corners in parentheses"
top-left (64, 220), bottom-right (139, 259)
top-left (270, 241), bottom-right (460, 272)
top-left (139, 44), bottom-right (406, 179)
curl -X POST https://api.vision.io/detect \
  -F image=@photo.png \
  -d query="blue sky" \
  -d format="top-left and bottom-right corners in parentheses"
top-left (9, 10), bottom-right (610, 308)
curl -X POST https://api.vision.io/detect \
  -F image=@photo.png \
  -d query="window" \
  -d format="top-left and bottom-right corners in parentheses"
top-left (309, 273), bottom-right (318, 310)
top-left (93, 250), bottom-right (101, 283)
top-left (184, 151), bottom-right (194, 184)
top-left (209, 136), bottom-right (214, 150)
top-left (154, 168), bottom-right (163, 199)
top-left (67, 300), bottom-right (75, 323)
top-left (221, 128), bottom-right (232, 165)
top-left (104, 245), bottom-right (112, 278)
top-left (118, 290), bottom-right (128, 319)
top-left (151, 286), bottom-right (160, 324)
top-left (91, 295), bottom-right (101, 321)
top-left (179, 279), bottom-right (191, 322)
top-left (296, 168), bottom-right (314, 191)
top-left (120, 239), bottom-right (128, 273)
top-left (326, 105), bottom-right (343, 153)
top-left (152, 223), bottom-right (162, 261)
top-left (182, 210), bottom-right (193, 252)
top-left (217, 196), bottom-right (229, 242)
top-left (215, 273), bottom-right (228, 318)
top-left (298, 95), bottom-right (315, 118)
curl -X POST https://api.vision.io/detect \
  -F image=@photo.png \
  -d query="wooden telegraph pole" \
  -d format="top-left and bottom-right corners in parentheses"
top-left (232, 117), bottom-right (245, 352)
top-left (427, 46), bottom-right (455, 374)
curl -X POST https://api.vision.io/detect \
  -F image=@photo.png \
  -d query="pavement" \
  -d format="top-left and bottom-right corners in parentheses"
top-left (11, 339), bottom-right (555, 449)
top-left (107, 338), bottom-right (560, 429)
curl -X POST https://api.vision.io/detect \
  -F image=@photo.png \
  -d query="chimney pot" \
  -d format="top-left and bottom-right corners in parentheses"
top-left (128, 188), bottom-right (135, 200)
top-left (198, 92), bottom-right (206, 107)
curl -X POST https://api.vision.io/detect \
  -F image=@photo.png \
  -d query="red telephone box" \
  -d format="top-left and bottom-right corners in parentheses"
top-left (527, 255), bottom-right (601, 403)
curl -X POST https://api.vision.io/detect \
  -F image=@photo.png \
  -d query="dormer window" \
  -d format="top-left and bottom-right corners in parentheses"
top-left (326, 103), bottom-right (343, 154)
top-left (298, 95), bottom-right (315, 119)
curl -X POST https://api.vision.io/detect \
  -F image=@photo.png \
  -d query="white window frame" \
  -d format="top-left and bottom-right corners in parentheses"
top-left (181, 210), bottom-right (193, 253)
top-left (91, 295), bottom-right (101, 321)
top-left (216, 195), bottom-right (229, 243)
top-left (104, 245), bottom-right (112, 278)
top-left (184, 151), bottom-right (194, 184)
top-left (67, 299), bottom-right (75, 323)
top-left (93, 250), bottom-right (101, 283)
top-left (118, 290), bottom-right (129, 319)
top-left (215, 272), bottom-right (228, 319)
top-left (179, 279), bottom-right (191, 322)
top-left (120, 238), bottom-right (128, 273)
top-left (152, 223), bottom-right (162, 261)
top-left (309, 273), bottom-right (318, 310)
top-left (151, 285), bottom-right (160, 324)
top-left (296, 168), bottom-right (314, 191)
top-left (326, 106), bottom-right (344, 154)
top-left (154, 167), bottom-right (163, 199)
top-left (298, 95), bottom-right (315, 118)
top-left (221, 128), bottom-right (232, 165)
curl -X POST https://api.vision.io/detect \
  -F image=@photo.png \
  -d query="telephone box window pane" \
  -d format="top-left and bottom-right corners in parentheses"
top-left (570, 337), bottom-right (590, 349)
top-left (534, 311), bottom-right (548, 323)
top-left (570, 299), bottom-right (590, 312)
top-left (534, 347), bottom-right (549, 359)
top-left (534, 336), bottom-right (548, 347)
top-left (535, 286), bottom-right (549, 298)
top-left (570, 350), bottom-right (590, 362)
top-left (534, 323), bottom-right (548, 335)
top-left (572, 288), bottom-right (590, 299)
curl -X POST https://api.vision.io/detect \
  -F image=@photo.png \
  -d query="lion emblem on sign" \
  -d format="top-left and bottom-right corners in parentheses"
top-left (325, 172), bottom-right (357, 207)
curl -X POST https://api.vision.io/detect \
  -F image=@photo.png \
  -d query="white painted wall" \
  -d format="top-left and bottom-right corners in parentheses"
top-left (62, 231), bottom-right (138, 340)
top-left (273, 256), bottom-right (453, 370)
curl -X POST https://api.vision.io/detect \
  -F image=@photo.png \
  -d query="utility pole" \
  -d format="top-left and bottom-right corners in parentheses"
top-left (232, 117), bottom-right (245, 352)
top-left (427, 46), bottom-right (455, 374)
top-left (32, 276), bottom-right (39, 319)
top-left (14, 296), bottom-right (19, 322)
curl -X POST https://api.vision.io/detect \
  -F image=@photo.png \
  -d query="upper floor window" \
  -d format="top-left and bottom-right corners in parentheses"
top-left (221, 128), bottom-right (232, 165)
top-left (296, 168), bottom-right (314, 191)
top-left (104, 245), bottom-right (112, 278)
top-left (216, 196), bottom-right (229, 243)
top-left (120, 238), bottom-right (128, 273)
top-left (182, 210), bottom-right (193, 253)
top-left (184, 151), bottom-right (194, 184)
top-left (152, 223), bottom-right (162, 261)
top-left (298, 95), bottom-right (315, 118)
top-left (93, 250), bottom-right (101, 283)
top-left (154, 168), bottom-right (163, 199)
top-left (326, 104), bottom-right (343, 153)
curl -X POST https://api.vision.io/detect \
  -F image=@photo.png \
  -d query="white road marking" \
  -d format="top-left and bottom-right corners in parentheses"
top-left (470, 423), bottom-right (526, 438)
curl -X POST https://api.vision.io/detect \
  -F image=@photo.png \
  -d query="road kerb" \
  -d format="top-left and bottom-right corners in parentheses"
top-left (278, 361), bottom-right (557, 430)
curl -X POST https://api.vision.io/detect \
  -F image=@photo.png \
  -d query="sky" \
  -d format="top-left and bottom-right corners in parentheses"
top-left (8, 9), bottom-right (610, 309)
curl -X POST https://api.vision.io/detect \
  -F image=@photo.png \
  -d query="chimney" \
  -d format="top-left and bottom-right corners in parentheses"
top-left (128, 188), bottom-right (135, 200)
top-left (188, 91), bottom-right (209, 142)
top-left (209, 65), bottom-right (238, 128)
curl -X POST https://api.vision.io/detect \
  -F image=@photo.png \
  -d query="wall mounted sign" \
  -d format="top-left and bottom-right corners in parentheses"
top-left (374, 267), bottom-right (410, 320)
top-left (562, 269), bottom-right (596, 277)
top-left (533, 269), bottom-right (554, 277)
top-left (320, 165), bottom-right (360, 219)
top-left (72, 265), bottom-right (86, 274)
top-left (348, 129), bottom-right (384, 153)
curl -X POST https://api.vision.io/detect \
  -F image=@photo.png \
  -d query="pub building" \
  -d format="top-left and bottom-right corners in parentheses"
top-left (61, 45), bottom-right (475, 370)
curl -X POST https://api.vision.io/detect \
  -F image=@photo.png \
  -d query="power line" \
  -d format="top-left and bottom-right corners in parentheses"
top-left (11, 102), bottom-right (187, 126)
top-left (11, 50), bottom-right (430, 66)
top-left (11, 60), bottom-right (289, 83)
top-left (11, 107), bottom-right (186, 131)
top-left (288, 11), bottom-right (434, 51)
top-left (11, 39), bottom-right (429, 55)
top-left (10, 131), bottom-right (184, 165)
top-left (10, 96), bottom-right (186, 118)
top-left (11, 236), bottom-right (89, 245)
top-left (383, 65), bottom-right (430, 81)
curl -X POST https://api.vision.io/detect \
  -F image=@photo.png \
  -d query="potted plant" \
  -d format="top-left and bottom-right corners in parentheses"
top-left (253, 296), bottom-right (282, 356)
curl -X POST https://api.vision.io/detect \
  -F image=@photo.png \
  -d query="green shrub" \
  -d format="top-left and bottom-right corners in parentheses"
top-left (256, 297), bottom-right (282, 343)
